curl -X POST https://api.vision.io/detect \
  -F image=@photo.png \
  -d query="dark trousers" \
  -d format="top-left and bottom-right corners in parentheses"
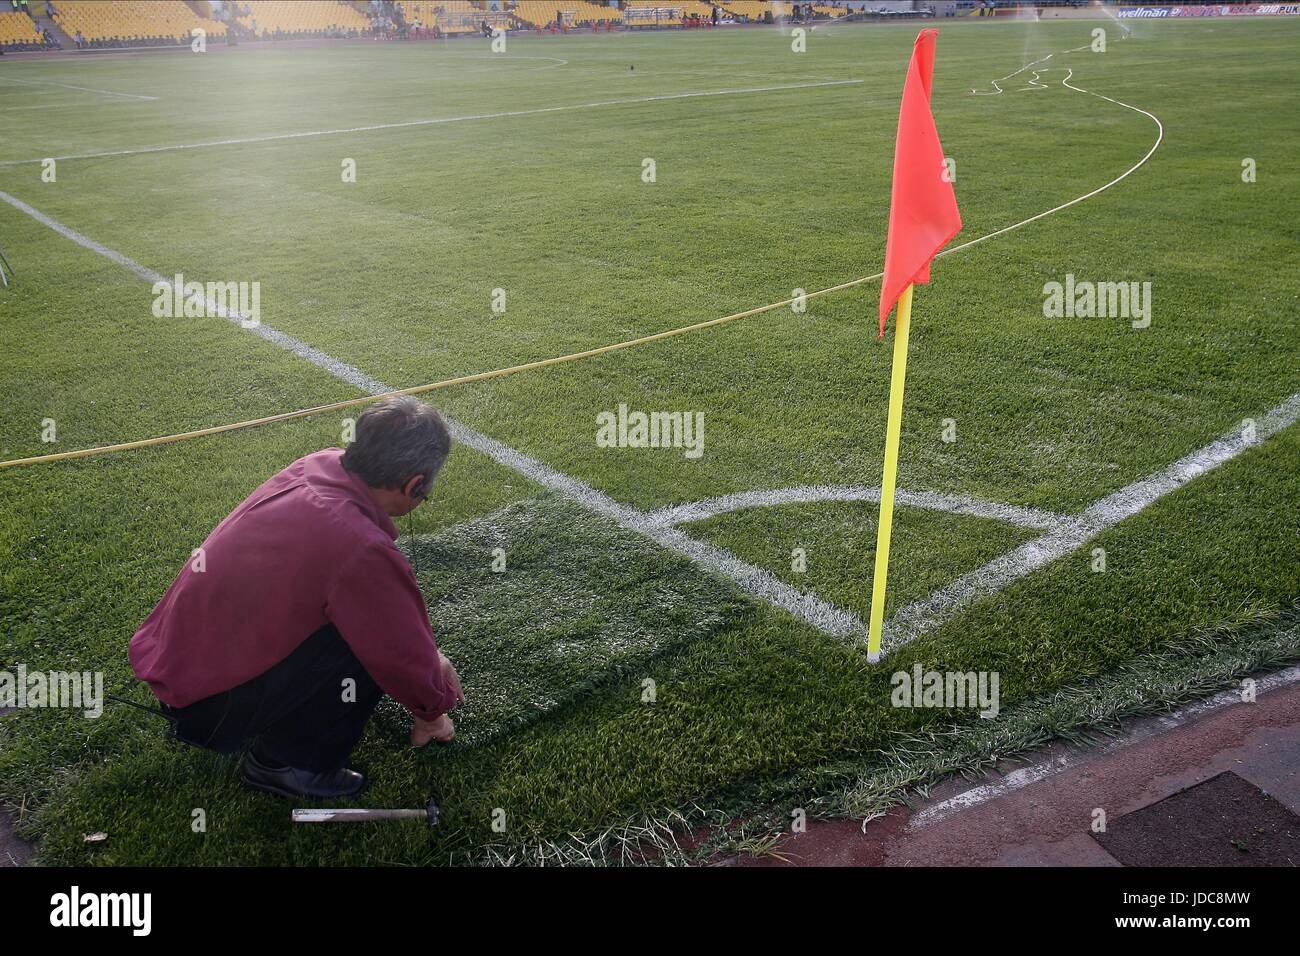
top-left (163, 624), bottom-right (384, 773)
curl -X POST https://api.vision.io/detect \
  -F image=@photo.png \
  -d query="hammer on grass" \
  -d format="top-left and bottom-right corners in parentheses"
top-left (292, 797), bottom-right (440, 826)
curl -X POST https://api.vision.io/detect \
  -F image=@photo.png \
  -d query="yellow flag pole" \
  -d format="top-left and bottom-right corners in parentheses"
top-left (867, 283), bottom-right (914, 662)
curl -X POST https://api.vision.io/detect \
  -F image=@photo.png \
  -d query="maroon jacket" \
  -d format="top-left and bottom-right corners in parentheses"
top-left (130, 449), bottom-right (462, 721)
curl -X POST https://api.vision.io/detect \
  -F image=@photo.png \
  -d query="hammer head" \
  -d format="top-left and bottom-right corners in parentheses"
top-left (426, 796), bottom-right (441, 826)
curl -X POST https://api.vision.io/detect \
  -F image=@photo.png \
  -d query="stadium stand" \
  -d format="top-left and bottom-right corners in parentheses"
top-left (0, 9), bottom-right (52, 51)
top-left (5, 0), bottom-right (844, 51)
top-left (680, 2), bottom-right (722, 24)
top-left (388, 1), bottom-right (474, 35)
top-left (721, 1), bottom-right (772, 21)
top-left (52, 1), bottom-right (227, 47)
top-left (512, 2), bottom-right (624, 30)
top-left (620, 1), bottom-right (725, 28)
top-left (721, 2), bottom-right (842, 22)
top-left (400, 0), bottom-right (479, 13)
top-left (234, 1), bottom-right (369, 38)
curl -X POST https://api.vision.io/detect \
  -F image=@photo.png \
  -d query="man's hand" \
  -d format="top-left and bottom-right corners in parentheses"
top-left (439, 651), bottom-right (460, 684)
top-left (439, 651), bottom-right (464, 703)
top-left (409, 653), bottom-right (462, 746)
top-left (410, 713), bottom-right (454, 747)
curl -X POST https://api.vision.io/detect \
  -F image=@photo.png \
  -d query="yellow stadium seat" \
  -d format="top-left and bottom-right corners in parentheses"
top-left (0, 11), bottom-right (44, 47)
top-left (54, 2), bottom-right (227, 44)
top-left (512, 2), bottom-right (624, 29)
top-left (236, 1), bottom-right (369, 38)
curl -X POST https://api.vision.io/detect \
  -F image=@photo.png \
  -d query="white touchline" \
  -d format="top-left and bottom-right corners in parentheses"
top-left (906, 664), bottom-right (1300, 831)
top-left (0, 80), bottom-right (862, 167)
top-left (0, 101), bottom-right (151, 113)
top-left (0, 76), bottom-right (158, 101)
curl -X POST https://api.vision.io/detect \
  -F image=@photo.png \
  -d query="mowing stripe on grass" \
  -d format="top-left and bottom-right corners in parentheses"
top-left (6, 187), bottom-right (1293, 656)
top-left (0, 44), bottom-right (1170, 467)
top-left (0, 79), bottom-right (863, 167)
top-left (882, 393), bottom-right (1300, 654)
top-left (0, 189), bottom-right (867, 639)
top-left (0, 46), bottom-right (1264, 658)
top-left (906, 664), bottom-right (1300, 831)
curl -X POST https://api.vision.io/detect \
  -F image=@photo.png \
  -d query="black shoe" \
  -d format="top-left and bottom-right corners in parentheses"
top-left (238, 750), bottom-right (367, 799)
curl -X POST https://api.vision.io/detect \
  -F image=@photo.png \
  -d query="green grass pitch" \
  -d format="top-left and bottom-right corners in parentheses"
top-left (1, 18), bottom-right (1298, 865)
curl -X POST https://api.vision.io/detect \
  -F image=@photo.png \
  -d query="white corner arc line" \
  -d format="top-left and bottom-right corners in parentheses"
top-left (0, 189), bottom-right (864, 641)
top-left (906, 664), bottom-right (1300, 831)
top-left (646, 485), bottom-right (1069, 531)
top-left (0, 80), bottom-right (861, 167)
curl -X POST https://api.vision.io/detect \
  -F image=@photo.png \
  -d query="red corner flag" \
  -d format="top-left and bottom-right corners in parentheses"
top-left (867, 30), bottom-right (963, 662)
top-left (878, 29), bottom-right (962, 337)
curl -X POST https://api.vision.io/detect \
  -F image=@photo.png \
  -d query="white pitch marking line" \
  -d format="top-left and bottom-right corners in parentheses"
top-left (0, 76), bottom-right (158, 101)
top-left (0, 80), bottom-right (862, 167)
top-left (0, 98), bottom-right (150, 113)
top-left (0, 189), bottom-right (865, 641)
top-left (882, 393), bottom-right (1300, 654)
top-left (906, 664), bottom-right (1300, 831)
top-left (468, 54), bottom-right (569, 69)
top-left (647, 485), bottom-right (1069, 532)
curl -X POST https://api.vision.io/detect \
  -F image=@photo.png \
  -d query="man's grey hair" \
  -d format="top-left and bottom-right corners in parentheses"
top-left (341, 397), bottom-right (451, 495)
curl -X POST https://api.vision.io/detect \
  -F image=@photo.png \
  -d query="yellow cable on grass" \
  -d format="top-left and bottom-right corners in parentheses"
top-left (0, 271), bottom-right (880, 470)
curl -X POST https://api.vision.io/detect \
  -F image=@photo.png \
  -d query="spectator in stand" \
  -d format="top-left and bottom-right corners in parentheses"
top-left (712, 5), bottom-right (719, 25)
top-left (74, 29), bottom-right (84, 49)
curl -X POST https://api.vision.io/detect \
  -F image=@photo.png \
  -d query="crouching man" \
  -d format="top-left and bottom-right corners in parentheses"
top-left (129, 397), bottom-right (464, 798)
